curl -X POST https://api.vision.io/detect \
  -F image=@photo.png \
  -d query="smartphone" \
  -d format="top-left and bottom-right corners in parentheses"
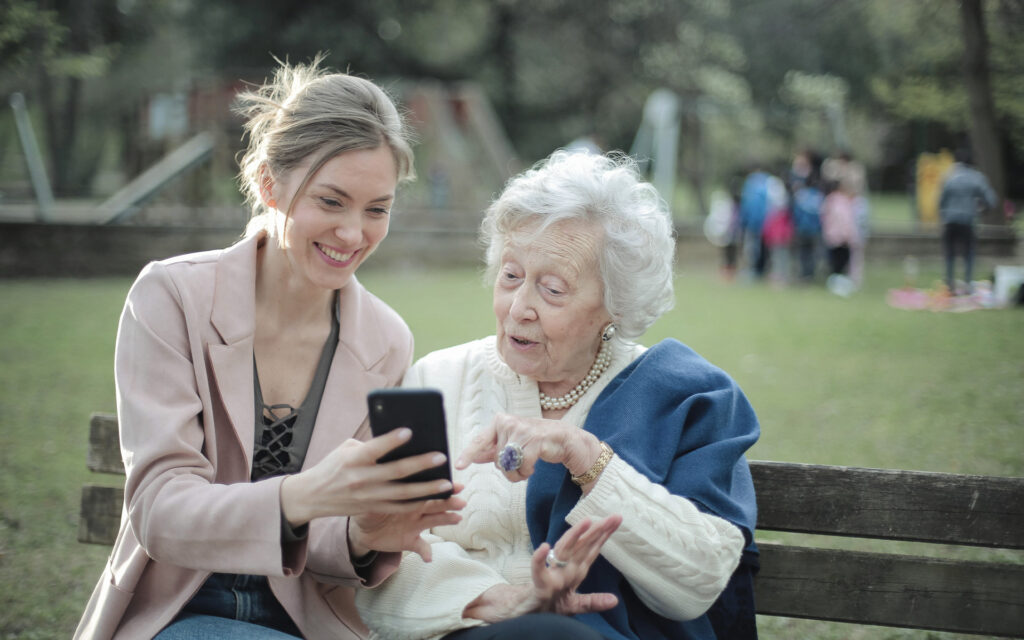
top-left (367, 388), bottom-right (453, 500)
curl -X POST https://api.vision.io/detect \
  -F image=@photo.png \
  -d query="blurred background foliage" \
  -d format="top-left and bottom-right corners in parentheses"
top-left (1, 4), bottom-right (1022, 637)
top-left (1, 0), bottom-right (1023, 220)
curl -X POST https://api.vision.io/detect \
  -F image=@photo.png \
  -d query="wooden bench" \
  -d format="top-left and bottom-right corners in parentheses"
top-left (78, 413), bottom-right (125, 545)
top-left (80, 412), bottom-right (1024, 637)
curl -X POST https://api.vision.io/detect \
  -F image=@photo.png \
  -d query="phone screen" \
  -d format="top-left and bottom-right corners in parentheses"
top-left (368, 388), bottom-right (453, 500)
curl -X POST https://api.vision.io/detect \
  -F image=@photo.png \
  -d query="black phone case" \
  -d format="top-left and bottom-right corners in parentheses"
top-left (367, 388), bottom-right (453, 500)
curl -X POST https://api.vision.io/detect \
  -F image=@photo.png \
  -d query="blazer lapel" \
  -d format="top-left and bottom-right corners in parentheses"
top-left (209, 340), bottom-right (256, 472)
top-left (304, 349), bottom-right (387, 467)
top-left (304, 279), bottom-right (389, 466)
top-left (208, 234), bottom-right (261, 472)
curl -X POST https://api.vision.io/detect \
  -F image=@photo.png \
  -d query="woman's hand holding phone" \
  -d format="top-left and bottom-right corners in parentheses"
top-left (279, 426), bottom-right (464, 561)
top-left (349, 484), bottom-right (465, 562)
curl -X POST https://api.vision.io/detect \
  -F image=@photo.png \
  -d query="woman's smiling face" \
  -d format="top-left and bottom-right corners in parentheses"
top-left (272, 145), bottom-right (398, 291)
top-left (493, 219), bottom-right (611, 394)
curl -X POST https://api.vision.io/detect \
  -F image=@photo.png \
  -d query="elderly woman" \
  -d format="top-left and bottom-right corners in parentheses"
top-left (356, 151), bottom-right (760, 640)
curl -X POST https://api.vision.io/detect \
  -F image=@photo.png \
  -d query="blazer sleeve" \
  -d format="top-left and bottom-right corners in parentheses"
top-left (117, 262), bottom-right (297, 576)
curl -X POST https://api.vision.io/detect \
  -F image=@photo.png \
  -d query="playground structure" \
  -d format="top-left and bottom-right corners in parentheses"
top-left (393, 80), bottom-right (523, 228)
top-left (0, 81), bottom-right (525, 275)
top-left (630, 88), bottom-right (681, 207)
top-left (0, 84), bottom-right (1017, 277)
top-left (2, 80), bottom-right (520, 229)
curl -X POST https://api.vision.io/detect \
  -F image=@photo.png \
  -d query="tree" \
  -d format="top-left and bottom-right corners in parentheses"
top-left (6, 0), bottom-right (1022, 210)
top-left (959, 0), bottom-right (1005, 221)
top-left (863, 0), bottom-right (1022, 208)
top-left (0, 0), bottom-right (126, 195)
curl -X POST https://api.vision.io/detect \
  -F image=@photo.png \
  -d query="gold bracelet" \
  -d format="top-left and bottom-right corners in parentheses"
top-left (571, 441), bottom-right (614, 486)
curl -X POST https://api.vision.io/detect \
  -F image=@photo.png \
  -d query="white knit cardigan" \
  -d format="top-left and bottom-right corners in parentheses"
top-left (355, 336), bottom-right (745, 640)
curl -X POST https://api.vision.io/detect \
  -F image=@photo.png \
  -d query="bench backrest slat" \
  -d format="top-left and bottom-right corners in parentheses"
top-left (757, 542), bottom-right (1024, 637)
top-left (80, 413), bottom-right (126, 545)
top-left (751, 460), bottom-right (1024, 549)
top-left (78, 485), bottom-right (123, 545)
top-left (87, 412), bottom-right (124, 475)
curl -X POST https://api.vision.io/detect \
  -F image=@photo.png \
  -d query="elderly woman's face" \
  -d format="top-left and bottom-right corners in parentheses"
top-left (494, 220), bottom-right (611, 392)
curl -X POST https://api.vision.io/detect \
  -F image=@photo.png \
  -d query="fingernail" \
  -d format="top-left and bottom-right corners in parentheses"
top-left (439, 481), bottom-right (453, 491)
top-left (397, 428), bottom-right (412, 440)
top-left (432, 453), bottom-right (447, 465)
top-left (454, 457), bottom-right (465, 468)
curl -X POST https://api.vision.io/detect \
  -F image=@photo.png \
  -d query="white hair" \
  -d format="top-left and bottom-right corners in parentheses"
top-left (481, 150), bottom-right (676, 340)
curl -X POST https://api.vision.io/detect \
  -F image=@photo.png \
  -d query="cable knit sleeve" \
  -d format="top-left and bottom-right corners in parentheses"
top-left (565, 455), bottom-right (745, 620)
top-left (356, 339), bottom-right (517, 640)
top-left (354, 534), bottom-right (504, 640)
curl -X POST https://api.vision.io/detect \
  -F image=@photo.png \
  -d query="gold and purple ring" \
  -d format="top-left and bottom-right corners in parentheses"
top-left (498, 442), bottom-right (524, 472)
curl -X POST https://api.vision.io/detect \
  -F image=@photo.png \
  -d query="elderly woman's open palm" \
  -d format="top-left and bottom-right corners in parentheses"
top-left (531, 515), bottom-right (623, 614)
top-left (461, 515), bottom-right (622, 624)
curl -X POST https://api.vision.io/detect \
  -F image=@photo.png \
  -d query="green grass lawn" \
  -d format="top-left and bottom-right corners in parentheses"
top-left (1, 254), bottom-right (1021, 639)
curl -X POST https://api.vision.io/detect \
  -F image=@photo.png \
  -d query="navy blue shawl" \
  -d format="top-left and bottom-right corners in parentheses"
top-left (525, 339), bottom-right (760, 639)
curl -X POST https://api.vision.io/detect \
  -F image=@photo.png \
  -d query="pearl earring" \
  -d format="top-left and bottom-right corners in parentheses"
top-left (601, 323), bottom-right (617, 342)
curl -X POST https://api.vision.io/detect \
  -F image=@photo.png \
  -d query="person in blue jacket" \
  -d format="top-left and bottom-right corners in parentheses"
top-left (939, 148), bottom-right (998, 294)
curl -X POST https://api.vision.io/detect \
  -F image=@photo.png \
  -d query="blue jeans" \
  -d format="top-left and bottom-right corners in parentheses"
top-left (943, 222), bottom-right (975, 291)
top-left (155, 613), bottom-right (301, 639)
top-left (156, 573), bottom-right (301, 639)
top-left (795, 232), bottom-right (819, 280)
top-left (742, 228), bottom-right (767, 279)
top-left (442, 613), bottom-right (607, 639)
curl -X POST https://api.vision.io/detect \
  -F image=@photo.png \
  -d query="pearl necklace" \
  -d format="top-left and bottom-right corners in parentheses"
top-left (538, 339), bottom-right (612, 411)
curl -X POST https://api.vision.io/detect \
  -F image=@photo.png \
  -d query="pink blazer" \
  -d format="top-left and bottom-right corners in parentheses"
top-left (75, 233), bottom-right (413, 639)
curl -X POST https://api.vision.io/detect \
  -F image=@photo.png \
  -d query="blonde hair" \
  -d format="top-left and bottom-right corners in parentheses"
top-left (235, 55), bottom-right (416, 236)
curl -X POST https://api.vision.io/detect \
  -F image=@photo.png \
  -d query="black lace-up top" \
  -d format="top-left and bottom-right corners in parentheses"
top-left (251, 290), bottom-right (340, 481)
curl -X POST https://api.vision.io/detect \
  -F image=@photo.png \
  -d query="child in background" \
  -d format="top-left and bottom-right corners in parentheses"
top-left (791, 172), bottom-right (824, 283)
top-left (820, 177), bottom-right (861, 296)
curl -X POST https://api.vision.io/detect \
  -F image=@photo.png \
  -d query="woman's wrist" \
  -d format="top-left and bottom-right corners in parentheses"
top-left (564, 431), bottom-right (604, 478)
top-left (347, 520), bottom-right (373, 559)
top-left (463, 584), bottom-right (536, 622)
top-left (280, 473), bottom-right (317, 528)
top-left (350, 548), bottom-right (378, 568)
top-left (570, 442), bottom-right (614, 487)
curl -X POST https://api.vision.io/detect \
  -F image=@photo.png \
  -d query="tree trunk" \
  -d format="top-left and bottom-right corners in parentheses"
top-left (492, 3), bottom-right (518, 144)
top-left (684, 109), bottom-right (709, 219)
top-left (959, 0), bottom-right (1005, 224)
top-left (40, 74), bottom-right (82, 197)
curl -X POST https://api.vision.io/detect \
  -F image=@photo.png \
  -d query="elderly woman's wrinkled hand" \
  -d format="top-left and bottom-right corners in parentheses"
top-left (531, 515), bottom-right (622, 614)
top-left (461, 515), bottom-right (622, 623)
top-left (455, 413), bottom-right (603, 482)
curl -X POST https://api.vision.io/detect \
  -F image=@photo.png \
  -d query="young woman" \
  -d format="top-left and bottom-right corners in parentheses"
top-left (76, 57), bottom-right (463, 640)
